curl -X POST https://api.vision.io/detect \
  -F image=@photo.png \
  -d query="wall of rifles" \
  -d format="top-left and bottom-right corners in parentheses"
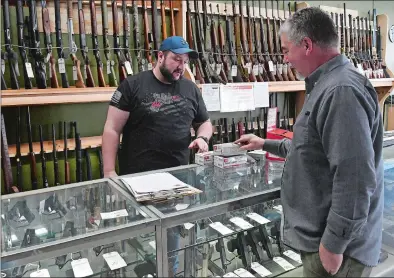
top-left (1, 0), bottom-right (392, 195)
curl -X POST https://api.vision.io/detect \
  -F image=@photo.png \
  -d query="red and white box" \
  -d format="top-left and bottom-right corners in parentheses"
top-left (195, 151), bottom-right (214, 166)
top-left (213, 143), bottom-right (247, 157)
top-left (214, 155), bottom-right (248, 169)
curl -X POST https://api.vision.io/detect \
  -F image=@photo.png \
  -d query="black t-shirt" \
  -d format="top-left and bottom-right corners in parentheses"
top-left (109, 70), bottom-right (209, 175)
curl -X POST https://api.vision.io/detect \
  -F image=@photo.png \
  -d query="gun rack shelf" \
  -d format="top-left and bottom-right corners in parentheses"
top-left (7, 136), bottom-right (103, 158)
top-left (2, 79), bottom-right (393, 107)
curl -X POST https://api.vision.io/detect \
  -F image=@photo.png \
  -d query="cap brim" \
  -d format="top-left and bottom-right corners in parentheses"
top-left (171, 48), bottom-right (199, 59)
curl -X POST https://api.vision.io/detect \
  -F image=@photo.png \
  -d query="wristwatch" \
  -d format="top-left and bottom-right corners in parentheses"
top-left (196, 136), bottom-right (209, 144)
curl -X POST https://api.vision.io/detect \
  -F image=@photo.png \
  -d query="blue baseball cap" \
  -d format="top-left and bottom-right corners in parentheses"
top-left (159, 36), bottom-right (198, 59)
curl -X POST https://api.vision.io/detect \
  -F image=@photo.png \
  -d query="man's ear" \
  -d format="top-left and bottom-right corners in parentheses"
top-left (303, 38), bottom-right (313, 55)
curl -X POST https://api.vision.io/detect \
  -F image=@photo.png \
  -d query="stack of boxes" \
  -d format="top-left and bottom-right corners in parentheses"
top-left (195, 143), bottom-right (248, 169)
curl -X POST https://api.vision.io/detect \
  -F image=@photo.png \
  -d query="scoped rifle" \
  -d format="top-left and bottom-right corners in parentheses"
top-left (90, 0), bottom-right (106, 87)
top-left (101, 0), bottom-right (118, 86)
top-left (4, 0), bottom-right (19, 90)
top-left (67, 0), bottom-right (85, 88)
top-left (78, 0), bottom-right (95, 87)
top-left (54, 0), bottom-right (69, 88)
top-left (41, 0), bottom-right (59, 88)
top-left (16, 0), bottom-right (33, 89)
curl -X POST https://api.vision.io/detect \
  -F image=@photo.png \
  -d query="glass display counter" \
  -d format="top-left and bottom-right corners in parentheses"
top-left (112, 160), bottom-right (304, 277)
top-left (1, 179), bottom-right (159, 278)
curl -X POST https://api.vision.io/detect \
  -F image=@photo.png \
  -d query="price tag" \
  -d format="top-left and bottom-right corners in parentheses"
top-left (283, 64), bottom-right (288, 74)
top-left (39, 200), bottom-right (45, 214)
top-left (183, 222), bottom-right (194, 230)
top-left (216, 63), bottom-right (222, 75)
top-left (273, 64), bottom-right (277, 74)
top-left (246, 212), bottom-right (270, 225)
top-left (49, 64), bottom-right (52, 78)
top-left (231, 65), bottom-right (237, 76)
top-left (58, 58), bottom-right (66, 73)
top-left (211, 63), bottom-right (216, 72)
top-left (251, 262), bottom-right (272, 277)
top-left (149, 240), bottom-right (156, 250)
top-left (380, 69), bottom-right (384, 78)
top-left (253, 65), bottom-right (259, 76)
top-left (107, 61), bottom-right (111, 74)
top-left (72, 66), bottom-right (77, 80)
top-left (26, 62), bottom-right (35, 78)
top-left (258, 64), bottom-right (264, 74)
top-left (247, 62), bottom-right (252, 74)
top-left (234, 268), bottom-right (255, 277)
top-left (273, 257), bottom-right (295, 271)
top-left (30, 269), bottom-right (51, 277)
top-left (283, 250), bottom-right (302, 264)
top-left (1, 59), bottom-right (5, 74)
top-left (100, 209), bottom-right (128, 220)
top-left (83, 65), bottom-right (87, 80)
top-left (277, 64), bottom-right (283, 74)
top-left (147, 63), bottom-right (153, 70)
top-left (106, 194), bottom-right (116, 203)
top-left (268, 61), bottom-right (274, 72)
top-left (229, 217), bottom-right (254, 230)
top-left (125, 61), bottom-right (133, 75)
top-left (71, 258), bottom-right (94, 277)
top-left (103, 252), bottom-right (127, 270)
top-left (209, 222), bottom-right (234, 236)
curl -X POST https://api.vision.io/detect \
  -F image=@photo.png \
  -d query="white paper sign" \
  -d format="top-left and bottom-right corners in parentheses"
top-left (72, 66), bottom-right (77, 80)
top-left (273, 256), bottom-right (295, 271)
top-left (253, 82), bottom-right (270, 108)
top-left (246, 212), bottom-right (271, 225)
top-left (229, 217), bottom-right (254, 230)
top-left (58, 58), bottom-right (66, 73)
top-left (283, 250), bottom-right (302, 264)
top-left (103, 252), bottom-right (127, 270)
top-left (71, 258), bottom-right (94, 277)
top-left (26, 63), bottom-right (35, 78)
top-left (100, 209), bottom-right (128, 220)
top-left (231, 65), bottom-right (237, 76)
top-left (251, 262), bottom-right (272, 277)
top-left (125, 61), bottom-right (133, 75)
top-left (201, 84), bottom-right (221, 111)
top-left (209, 222), bottom-right (234, 236)
top-left (220, 83), bottom-right (255, 112)
top-left (30, 269), bottom-right (50, 277)
top-left (267, 107), bottom-right (278, 131)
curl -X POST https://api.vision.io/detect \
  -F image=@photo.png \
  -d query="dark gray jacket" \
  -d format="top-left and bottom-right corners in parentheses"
top-left (264, 55), bottom-right (384, 266)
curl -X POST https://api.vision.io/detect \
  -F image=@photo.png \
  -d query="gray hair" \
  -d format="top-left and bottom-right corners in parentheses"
top-left (279, 7), bottom-right (339, 50)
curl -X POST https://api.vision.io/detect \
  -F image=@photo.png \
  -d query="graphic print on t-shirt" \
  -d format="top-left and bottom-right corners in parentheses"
top-left (142, 92), bottom-right (185, 114)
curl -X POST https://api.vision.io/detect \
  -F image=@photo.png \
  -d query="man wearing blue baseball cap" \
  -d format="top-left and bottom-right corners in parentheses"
top-left (102, 36), bottom-right (212, 276)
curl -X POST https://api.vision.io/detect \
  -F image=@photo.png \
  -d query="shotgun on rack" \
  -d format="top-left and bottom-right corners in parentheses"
top-left (90, 0), bottom-right (106, 87)
top-left (74, 122), bottom-right (83, 183)
top-left (112, 0), bottom-right (128, 82)
top-left (161, 0), bottom-right (168, 40)
top-left (1, 56), bottom-right (7, 90)
top-left (122, 0), bottom-right (133, 76)
top-left (67, 0), bottom-right (85, 88)
top-left (132, 0), bottom-right (143, 73)
top-left (142, 0), bottom-right (153, 71)
top-left (271, 0), bottom-right (286, 80)
top-left (97, 148), bottom-right (104, 179)
top-left (27, 107), bottom-right (38, 190)
top-left (39, 125), bottom-right (49, 188)
top-left (17, 0), bottom-right (33, 89)
top-left (265, 0), bottom-right (281, 81)
top-left (52, 124), bottom-right (60, 186)
top-left (258, 0), bottom-right (275, 81)
top-left (54, 0), bottom-right (69, 88)
top-left (101, 0), bottom-right (118, 86)
top-left (169, 0), bottom-right (176, 36)
top-left (232, 0), bottom-right (249, 82)
top-left (240, 0), bottom-right (257, 82)
top-left (279, 0), bottom-right (296, 81)
top-left (15, 108), bottom-right (23, 191)
top-left (216, 4), bottom-right (231, 83)
top-left (151, 0), bottom-right (160, 55)
top-left (64, 122), bottom-right (70, 184)
top-left (42, 0), bottom-right (59, 88)
top-left (4, 0), bottom-right (19, 89)
top-left (78, 0), bottom-right (95, 87)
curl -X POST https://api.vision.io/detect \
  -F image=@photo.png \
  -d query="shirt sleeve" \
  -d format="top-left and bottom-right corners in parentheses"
top-left (193, 85), bottom-right (210, 124)
top-left (263, 139), bottom-right (292, 158)
top-left (316, 86), bottom-right (378, 254)
top-left (109, 78), bottom-right (134, 112)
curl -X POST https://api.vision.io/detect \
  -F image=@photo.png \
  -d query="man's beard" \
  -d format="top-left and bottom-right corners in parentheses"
top-left (159, 63), bottom-right (182, 83)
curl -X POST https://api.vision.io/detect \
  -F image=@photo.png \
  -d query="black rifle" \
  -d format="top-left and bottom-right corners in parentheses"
top-left (97, 148), bottom-right (104, 178)
top-left (112, 0), bottom-right (128, 82)
top-left (90, 0), bottom-right (106, 87)
top-left (85, 149), bottom-right (92, 181)
top-left (1, 55), bottom-right (7, 90)
top-left (27, 107), bottom-right (38, 190)
top-left (151, 0), bottom-right (160, 54)
top-left (102, 0), bottom-right (118, 86)
top-left (132, 0), bottom-right (143, 73)
top-left (54, 0), bottom-right (69, 88)
top-left (16, 108), bottom-right (23, 191)
top-left (16, 0), bottom-right (33, 89)
top-left (52, 124), bottom-right (60, 186)
top-left (41, 0), bottom-right (59, 88)
top-left (122, 0), bottom-right (133, 76)
top-left (78, 0), bottom-right (95, 87)
top-left (4, 0), bottom-right (19, 89)
top-left (1, 114), bottom-right (17, 193)
top-left (39, 125), bottom-right (49, 188)
top-left (73, 122), bottom-right (83, 183)
top-left (28, 0), bottom-right (47, 88)
top-left (64, 122), bottom-right (70, 184)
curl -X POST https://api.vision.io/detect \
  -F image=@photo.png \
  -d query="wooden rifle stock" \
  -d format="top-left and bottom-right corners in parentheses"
top-left (169, 0), bottom-right (176, 36)
top-left (239, 0), bottom-right (256, 82)
top-left (142, 1), bottom-right (153, 66)
top-left (70, 54), bottom-right (86, 88)
top-left (233, 0), bottom-right (249, 82)
top-left (161, 0), bottom-right (167, 40)
top-left (217, 4), bottom-right (231, 82)
top-left (90, 0), bottom-right (106, 87)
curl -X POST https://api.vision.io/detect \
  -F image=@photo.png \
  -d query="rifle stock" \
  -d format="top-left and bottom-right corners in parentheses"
top-left (169, 0), bottom-right (176, 36)
top-left (142, 0), bottom-right (153, 69)
top-left (161, 0), bottom-right (168, 40)
top-left (233, 0), bottom-right (249, 82)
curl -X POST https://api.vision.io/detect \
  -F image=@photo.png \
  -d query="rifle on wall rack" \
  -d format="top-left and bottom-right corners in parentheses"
top-left (78, 0), bottom-right (95, 87)
top-left (112, 0), bottom-right (128, 82)
top-left (280, 0), bottom-right (296, 81)
top-left (151, 0), bottom-right (160, 59)
top-left (102, 0), bottom-right (118, 86)
top-left (27, 107), bottom-right (38, 190)
top-left (169, 0), bottom-right (176, 36)
top-left (132, 0), bottom-right (143, 73)
top-left (161, 0), bottom-right (168, 40)
top-left (271, 0), bottom-right (286, 80)
top-left (217, 3), bottom-right (233, 83)
top-left (39, 125), bottom-right (49, 188)
top-left (122, 0), bottom-right (133, 77)
top-left (258, 0), bottom-right (275, 82)
top-left (52, 124), bottom-right (60, 187)
top-left (90, 0), bottom-right (106, 87)
top-left (232, 0), bottom-right (249, 82)
top-left (142, 0), bottom-right (154, 71)
top-left (54, 0), bottom-right (69, 88)
top-left (265, 0), bottom-right (282, 81)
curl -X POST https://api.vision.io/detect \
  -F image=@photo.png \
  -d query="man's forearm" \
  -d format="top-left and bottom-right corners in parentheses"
top-left (102, 129), bottom-right (121, 174)
top-left (196, 120), bottom-right (213, 140)
top-left (263, 138), bottom-right (292, 158)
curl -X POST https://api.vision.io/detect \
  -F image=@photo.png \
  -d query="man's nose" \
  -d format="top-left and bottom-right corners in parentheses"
top-left (283, 55), bottom-right (289, 63)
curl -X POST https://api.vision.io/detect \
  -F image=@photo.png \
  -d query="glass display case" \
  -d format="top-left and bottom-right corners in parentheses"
top-left (1, 178), bottom-right (159, 278)
top-left (112, 159), bottom-right (303, 277)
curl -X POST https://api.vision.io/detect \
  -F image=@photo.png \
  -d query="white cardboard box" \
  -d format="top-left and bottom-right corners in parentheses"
top-left (213, 143), bottom-right (247, 156)
top-left (214, 155), bottom-right (248, 169)
top-left (195, 151), bottom-right (214, 166)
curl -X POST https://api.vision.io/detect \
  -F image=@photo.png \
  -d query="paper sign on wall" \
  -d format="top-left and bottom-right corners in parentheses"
top-left (253, 82), bottom-right (270, 108)
top-left (201, 84), bottom-right (221, 111)
top-left (220, 83), bottom-right (255, 112)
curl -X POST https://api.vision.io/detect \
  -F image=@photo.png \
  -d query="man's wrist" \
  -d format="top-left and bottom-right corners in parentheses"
top-left (196, 136), bottom-right (209, 144)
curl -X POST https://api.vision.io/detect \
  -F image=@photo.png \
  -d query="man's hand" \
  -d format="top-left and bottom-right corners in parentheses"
top-left (319, 243), bottom-right (343, 275)
top-left (104, 170), bottom-right (118, 178)
top-left (234, 134), bottom-right (265, 150)
top-left (188, 138), bottom-right (208, 153)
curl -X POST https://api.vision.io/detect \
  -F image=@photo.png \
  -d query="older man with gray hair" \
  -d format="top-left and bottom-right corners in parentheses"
top-left (235, 7), bottom-right (383, 277)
